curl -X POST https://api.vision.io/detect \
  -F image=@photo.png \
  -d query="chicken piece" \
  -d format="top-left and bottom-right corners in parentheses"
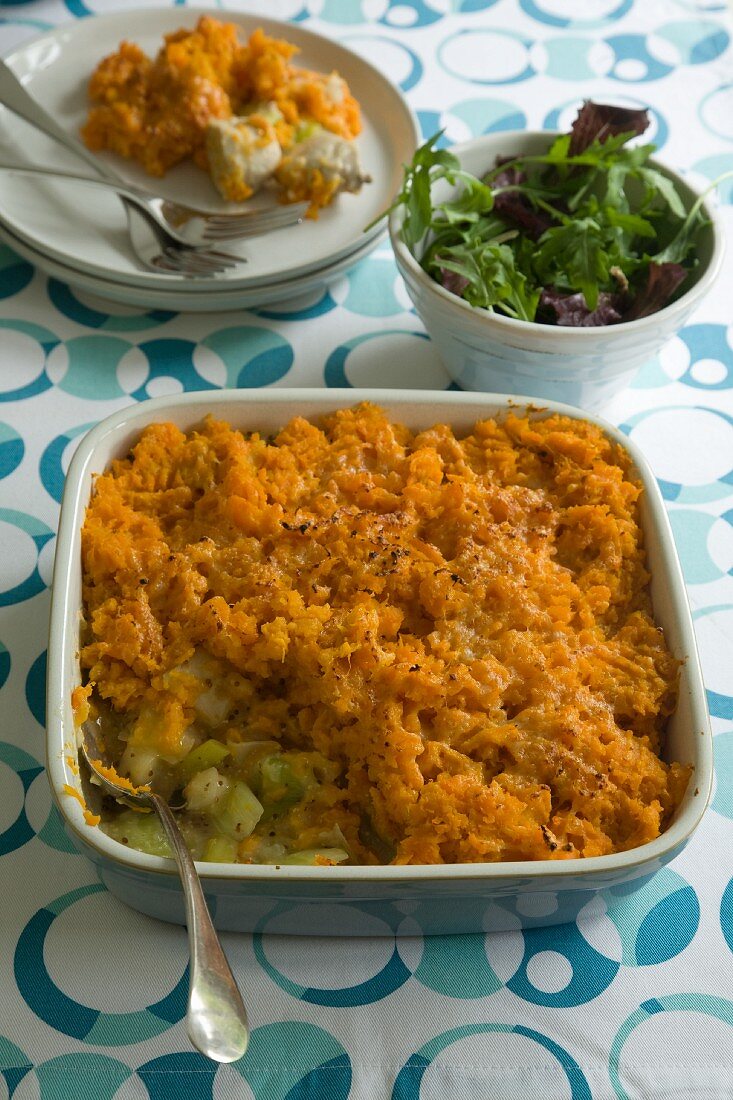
top-left (275, 131), bottom-right (370, 217)
top-left (205, 113), bottom-right (281, 201)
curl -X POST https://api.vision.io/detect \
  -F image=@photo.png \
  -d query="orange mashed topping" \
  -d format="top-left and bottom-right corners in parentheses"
top-left (82, 16), bottom-right (361, 181)
top-left (79, 405), bottom-right (689, 864)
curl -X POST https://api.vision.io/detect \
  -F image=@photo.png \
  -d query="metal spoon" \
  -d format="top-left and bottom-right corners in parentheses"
top-left (80, 720), bottom-right (249, 1063)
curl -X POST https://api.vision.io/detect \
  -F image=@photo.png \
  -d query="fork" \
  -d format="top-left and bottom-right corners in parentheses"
top-left (0, 59), bottom-right (305, 276)
top-left (0, 160), bottom-right (308, 272)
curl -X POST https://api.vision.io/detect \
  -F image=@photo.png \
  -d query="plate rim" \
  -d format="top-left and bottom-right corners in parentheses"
top-left (0, 6), bottom-right (418, 290)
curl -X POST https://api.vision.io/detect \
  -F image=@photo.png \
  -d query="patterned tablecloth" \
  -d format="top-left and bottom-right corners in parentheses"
top-left (1, 0), bottom-right (732, 1097)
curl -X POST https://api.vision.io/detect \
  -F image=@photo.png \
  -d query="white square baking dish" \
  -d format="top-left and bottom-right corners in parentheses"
top-left (46, 389), bottom-right (712, 935)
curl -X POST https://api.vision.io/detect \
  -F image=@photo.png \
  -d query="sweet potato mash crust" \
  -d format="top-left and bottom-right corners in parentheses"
top-left (82, 17), bottom-right (361, 184)
top-left (80, 405), bottom-right (689, 864)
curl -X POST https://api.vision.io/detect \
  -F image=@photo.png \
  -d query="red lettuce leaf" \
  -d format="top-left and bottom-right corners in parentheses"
top-left (624, 262), bottom-right (687, 320)
top-left (539, 288), bottom-right (624, 327)
top-left (569, 101), bottom-right (650, 156)
top-left (439, 268), bottom-right (470, 297)
top-left (491, 158), bottom-right (555, 241)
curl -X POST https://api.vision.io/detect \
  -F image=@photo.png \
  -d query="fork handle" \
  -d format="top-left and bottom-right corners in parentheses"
top-left (150, 792), bottom-right (249, 1063)
top-left (0, 159), bottom-right (151, 202)
top-left (0, 59), bottom-right (119, 182)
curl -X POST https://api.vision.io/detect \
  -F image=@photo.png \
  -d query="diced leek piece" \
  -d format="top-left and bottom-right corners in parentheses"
top-left (103, 809), bottom-right (172, 858)
top-left (281, 848), bottom-right (349, 866)
top-left (119, 743), bottom-right (159, 788)
top-left (212, 780), bottom-right (264, 840)
top-left (177, 740), bottom-right (231, 786)
top-left (184, 766), bottom-right (230, 812)
top-left (258, 754), bottom-right (306, 805)
top-left (203, 836), bottom-right (239, 863)
top-left (195, 686), bottom-right (232, 728)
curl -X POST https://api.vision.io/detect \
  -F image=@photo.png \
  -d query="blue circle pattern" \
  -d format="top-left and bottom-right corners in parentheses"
top-left (40, 422), bottom-right (96, 504)
top-left (0, 641), bottom-right (9, 691)
top-left (0, 742), bottom-right (43, 857)
top-left (47, 279), bottom-right (175, 331)
top-left (15, 884), bottom-right (189, 1044)
top-left (235, 1023), bottom-right (351, 1099)
top-left (520, 0), bottom-right (633, 28)
top-left (324, 330), bottom-right (430, 387)
top-left (201, 328), bottom-right (294, 388)
top-left (439, 29), bottom-right (536, 85)
top-left (678, 324), bottom-right (733, 390)
top-left (392, 1024), bottom-right (592, 1100)
top-left (0, 320), bottom-right (58, 403)
top-left (0, 423), bottom-right (24, 480)
top-left (610, 995), bottom-right (733, 1100)
top-left (0, 510), bottom-right (54, 607)
top-left (0, 243), bottom-right (33, 299)
top-left (712, 735), bottom-right (733, 819)
top-left (25, 649), bottom-right (46, 727)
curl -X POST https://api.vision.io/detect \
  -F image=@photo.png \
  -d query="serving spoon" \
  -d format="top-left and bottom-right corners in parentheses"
top-left (80, 720), bottom-right (249, 1063)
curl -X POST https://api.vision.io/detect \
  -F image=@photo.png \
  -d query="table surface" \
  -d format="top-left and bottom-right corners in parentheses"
top-left (1, 1), bottom-right (732, 1098)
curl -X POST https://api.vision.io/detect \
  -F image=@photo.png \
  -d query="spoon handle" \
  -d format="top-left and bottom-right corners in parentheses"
top-left (0, 59), bottom-right (117, 181)
top-left (150, 793), bottom-right (249, 1063)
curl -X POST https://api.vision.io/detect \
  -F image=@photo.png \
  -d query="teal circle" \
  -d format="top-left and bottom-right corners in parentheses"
top-left (339, 259), bottom-right (404, 316)
top-left (618, 406), bottom-right (733, 503)
top-left (132, 338), bottom-right (218, 399)
top-left (137, 1052), bottom-right (218, 1098)
top-left (253, 903), bottom-right (411, 1006)
top-left (256, 289), bottom-right (337, 321)
top-left (692, 155), bottom-right (733, 203)
top-left (610, 996), bottom-right (733, 1099)
top-left (324, 330), bottom-right (432, 388)
top-left (448, 97), bottom-right (527, 136)
top-left (40, 422), bottom-right (96, 504)
top-left (0, 320), bottom-right (58, 402)
top-left (0, 509), bottom-right (54, 606)
top-left (0, 741), bottom-right (43, 856)
top-left (201, 327), bottom-right (294, 388)
top-left (47, 279), bottom-right (175, 331)
top-left (234, 1023), bottom-right (351, 1099)
top-left (0, 243), bottom-right (33, 299)
top-left (652, 19), bottom-right (729, 65)
top-left (699, 84), bottom-right (733, 142)
top-left (606, 868), bottom-right (700, 966)
top-left (0, 423), bottom-right (24, 479)
top-left (520, 0), bottom-right (632, 27)
top-left (57, 335), bottom-right (133, 400)
top-left (506, 919), bottom-right (619, 1006)
top-left (0, 1031), bottom-right (32, 1098)
top-left (343, 33), bottom-right (423, 92)
top-left (414, 934), bottom-right (503, 998)
top-left (721, 877), bottom-right (733, 952)
top-left (668, 509), bottom-right (726, 584)
top-left (393, 1023), bottom-right (592, 1099)
top-left (606, 33), bottom-right (673, 81)
top-left (29, 1053), bottom-right (132, 1100)
top-left (25, 648), bottom-right (46, 727)
top-left (538, 36), bottom-right (608, 80)
top-left (14, 884), bottom-right (188, 1044)
top-left (0, 640), bottom-right (9, 690)
top-left (712, 732), bottom-right (733, 820)
top-left (438, 29), bottom-right (535, 85)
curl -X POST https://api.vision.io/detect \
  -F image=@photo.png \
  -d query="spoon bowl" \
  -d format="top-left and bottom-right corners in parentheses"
top-left (80, 720), bottom-right (249, 1063)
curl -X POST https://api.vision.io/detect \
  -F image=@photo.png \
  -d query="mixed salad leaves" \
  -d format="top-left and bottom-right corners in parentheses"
top-left (385, 102), bottom-right (712, 327)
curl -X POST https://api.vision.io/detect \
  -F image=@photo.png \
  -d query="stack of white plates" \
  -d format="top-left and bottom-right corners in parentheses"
top-left (0, 10), bottom-right (419, 311)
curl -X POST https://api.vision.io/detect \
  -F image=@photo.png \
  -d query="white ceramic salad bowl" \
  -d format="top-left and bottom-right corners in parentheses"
top-left (389, 133), bottom-right (724, 410)
top-left (46, 389), bottom-right (712, 935)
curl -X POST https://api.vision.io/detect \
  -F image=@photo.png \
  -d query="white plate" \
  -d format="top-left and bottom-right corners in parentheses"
top-left (0, 212), bottom-right (385, 311)
top-left (0, 8), bottom-right (417, 290)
